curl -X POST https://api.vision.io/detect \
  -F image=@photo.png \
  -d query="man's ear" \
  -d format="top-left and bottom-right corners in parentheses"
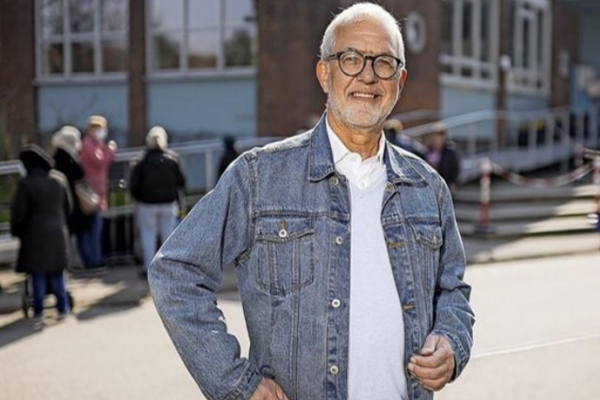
top-left (398, 69), bottom-right (408, 94)
top-left (316, 60), bottom-right (330, 94)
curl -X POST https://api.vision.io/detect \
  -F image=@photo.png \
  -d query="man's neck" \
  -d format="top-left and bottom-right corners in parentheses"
top-left (326, 113), bottom-right (382, 160)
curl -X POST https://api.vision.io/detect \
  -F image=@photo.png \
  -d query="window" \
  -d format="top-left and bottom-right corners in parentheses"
top-left (36, 0), bottom-right (128, 79)
top-left (440, 0), bottom-right (498, 88)
top-left (147, 0), bottom-right (257, 74)
top-left (508, 0), bottom-right (551, 93)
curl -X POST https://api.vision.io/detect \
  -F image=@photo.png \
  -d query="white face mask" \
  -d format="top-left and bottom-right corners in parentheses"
top-left (17, 161), bottom-right (27, 177)
top-left (95, 128), bottom-right (108, 142)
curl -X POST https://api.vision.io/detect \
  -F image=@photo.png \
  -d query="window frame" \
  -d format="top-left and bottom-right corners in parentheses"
top-left (440, 0), bottom-right (500, 90)
top-left (35, 0), bottom-right (129, 83)
top-left (145, 0), bottom-right (257, 78)
top-left (508, 0), bottom-right (552, 96)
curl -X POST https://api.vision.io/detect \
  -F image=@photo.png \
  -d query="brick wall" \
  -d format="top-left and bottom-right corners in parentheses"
top-left (128, 0), bottom-right (147, 146)
top-left (551, 1), bottom-right (579, 108)
top-left (257, 0), bottom-right (442, 137)
top-left (0, 0), bottom-right (37, 157)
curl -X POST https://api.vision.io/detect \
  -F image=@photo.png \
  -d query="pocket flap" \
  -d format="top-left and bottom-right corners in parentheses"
top-left (256, 217), bottom-right (314, 242)
top-left (411, 223), bottom-right (443, 249)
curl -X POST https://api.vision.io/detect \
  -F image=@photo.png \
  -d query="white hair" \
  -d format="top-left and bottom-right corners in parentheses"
top-left (146, 126), bottom-right (169, 150)
top-left (51, 125), bottom-right (82, 160)
top-left (320, 2), bottom-right (405, 66)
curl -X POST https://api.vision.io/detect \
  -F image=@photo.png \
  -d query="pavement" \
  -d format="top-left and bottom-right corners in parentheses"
top-left (0, 230), bottom-right (599, 316)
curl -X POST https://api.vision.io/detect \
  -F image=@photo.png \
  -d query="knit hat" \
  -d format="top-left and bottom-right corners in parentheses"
top-left (146, 126), bottom-right (168, 150)
top-left (51, 125), bottom-right (82, 161)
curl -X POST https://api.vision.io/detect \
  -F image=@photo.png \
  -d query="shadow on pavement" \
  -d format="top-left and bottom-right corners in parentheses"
top-left (0, 317), bottom-right (42, 349)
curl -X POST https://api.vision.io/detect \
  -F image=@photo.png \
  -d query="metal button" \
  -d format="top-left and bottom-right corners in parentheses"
top-left (330, 365), bottom-right (339, 375)
top-left (278, 229), bottom-right (288, 238)
top-left (331, 299), bottom-right (341, 308)
top-left (331, 176), bottom-right (339, 186)
top-left (335, 236), bottom-right (343, 245)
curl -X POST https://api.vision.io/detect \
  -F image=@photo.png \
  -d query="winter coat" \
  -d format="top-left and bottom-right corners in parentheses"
top-left (54, 148), bottom-right (89, 234)
top-left (11, 146), bottom-right (71, 274)
top-left (129, 149), bottom-right (186, 205)
top-left (80, 135), bottom-right (115, 211)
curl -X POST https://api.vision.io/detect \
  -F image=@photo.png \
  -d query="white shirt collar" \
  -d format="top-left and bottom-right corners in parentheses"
top-left (325, 117), bottom-right (385, 166)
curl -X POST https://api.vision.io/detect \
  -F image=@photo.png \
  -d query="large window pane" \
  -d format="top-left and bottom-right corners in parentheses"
top-left (224, 27), bottom-right (254, 67)
top-left (72, 42), bottom-right (95, 73)
top-left (189, 0), bottom-right (219, 28)
top-left (42, 42), bottom-right (64, 74)
top-left (225, 0), bottom-right (254, 26)
top-left (441, 0), bottom-right (453, 55)
top-left (41, 0), bottom-right (63, 36)
top-left (481, 0), bottom-right (490, 62)
top-left (188, 30), bottom-right (218, 68)
top-left (154, 32), bottom-right (182, 69)
top-left (522, 18), bottom-right (530, 68)
top-left (102, 39), bottom-right (127, 72)
top-left (151, 0), bottom-right (183, 30)
top-left (102, 0), bottom-right (128, 32)
top-left (462, 0), bottom-right (473, 57)
top-left (70, 0), bottom-right (95, 33)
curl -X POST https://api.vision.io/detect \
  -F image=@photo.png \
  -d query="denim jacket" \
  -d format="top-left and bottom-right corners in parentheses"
top-left (149, 115), bottom-right (474, 400)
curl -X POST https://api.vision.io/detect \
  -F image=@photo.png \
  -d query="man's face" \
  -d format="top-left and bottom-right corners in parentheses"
top-left (317, 20), bottom-right (408, 132)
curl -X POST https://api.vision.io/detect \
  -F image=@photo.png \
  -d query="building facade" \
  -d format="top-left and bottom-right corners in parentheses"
top-left (0, 0), bottom-right (598, 156)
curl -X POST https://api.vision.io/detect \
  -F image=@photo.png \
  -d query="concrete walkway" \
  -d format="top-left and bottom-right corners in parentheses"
top-left (1, 231), bottom-right (598, 316)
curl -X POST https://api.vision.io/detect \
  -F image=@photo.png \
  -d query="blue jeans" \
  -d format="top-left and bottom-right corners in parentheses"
top-left (31, 272), bottom-right (69, 317)
top-left (136, 202), bottom-right (177, 270)
top-left (77, 213), bottom-right (104, 268)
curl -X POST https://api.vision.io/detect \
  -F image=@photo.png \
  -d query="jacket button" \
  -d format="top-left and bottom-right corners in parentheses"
top-left (331, 299), bottom-right (341, 308)
top-left (330, 365), bottom-right (339, 375)
top-left (335, 236), bottom-right (343, 245)
top-left (331, 176), bottom-right (339, 186)
top-left (278, 229), bottom-right (288, 238)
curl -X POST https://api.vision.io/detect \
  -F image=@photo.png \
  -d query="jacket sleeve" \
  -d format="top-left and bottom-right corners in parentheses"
top-left (129, 161), bottom-right (142, 202)
top-left (148, 155), bottom-right (262, 400)
top-left (432, 178), bottom-right (475, 380)
top-left (10, 182), bottom-right (29, 238)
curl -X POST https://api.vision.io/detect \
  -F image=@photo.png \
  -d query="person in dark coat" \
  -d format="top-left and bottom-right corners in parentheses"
top-left (52, 126), bottom-right (88, 236)
top-left (423, 122), bottom-right (461, 195)
top-left (218, 136), bottom-right (239, 178)
top-left (130, 126), bottom-right (186, 277)
top-left (11, 144), bottom-right (72, 324)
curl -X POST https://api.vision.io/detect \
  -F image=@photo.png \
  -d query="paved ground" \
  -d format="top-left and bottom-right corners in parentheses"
top-left (0, 252), bottom-right (599, 399)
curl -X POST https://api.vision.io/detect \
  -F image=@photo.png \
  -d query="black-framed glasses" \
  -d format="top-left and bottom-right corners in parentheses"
top-left (324, 49), bottom-right (403, 80)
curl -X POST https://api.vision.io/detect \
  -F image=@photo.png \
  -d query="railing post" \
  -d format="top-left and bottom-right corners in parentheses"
top-left (574, 142), bottom-right (585, 168)
top-left (205, 151), bottom-right (216, 192)
top-left (475, 157), bottom-right (494, 235)
top-left (547, 114), bottom-right (555, 155)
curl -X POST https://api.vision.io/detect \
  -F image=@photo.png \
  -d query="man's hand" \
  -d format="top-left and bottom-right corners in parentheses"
top-left (108, 140), bottom-right (118, 152)
top-left (250, 378), bottom-right (289, 400)
top-left (408, 334), bottom-right (455, 392)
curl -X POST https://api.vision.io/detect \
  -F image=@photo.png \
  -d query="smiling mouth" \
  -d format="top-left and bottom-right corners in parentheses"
top-left (350, 92), bottom-right (380, 100)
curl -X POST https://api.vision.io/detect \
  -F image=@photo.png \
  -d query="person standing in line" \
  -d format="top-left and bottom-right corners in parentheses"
top-left (11, 145), bottom-right (72, 328)
top-left (218, 136), bottom-right (240, 179)
top-left (422, 122), bottom-right (461, 195)
top-left (149, 3), bottom-right (474, 399)
top-left (129, 126), bottom-right (186, 278)
top-left (51, 126), bottom-right (87, 269)
top-left (79, 115), bottom-right (117, 270)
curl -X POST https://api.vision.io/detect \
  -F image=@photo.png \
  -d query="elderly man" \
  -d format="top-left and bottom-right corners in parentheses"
top-left (149, 3), bottom-right (474, 400)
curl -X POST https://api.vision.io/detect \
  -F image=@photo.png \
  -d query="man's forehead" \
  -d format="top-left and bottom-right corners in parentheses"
top-left (333, 20), bottom-right (395, 54)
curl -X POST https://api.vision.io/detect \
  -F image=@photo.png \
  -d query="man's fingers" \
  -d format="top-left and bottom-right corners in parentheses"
top-left (420, 334), bottom-right (440, 356)
top-left (408, 359), bottom-right (451, 380)
top-left (411, 344), bottom-right (453, 368)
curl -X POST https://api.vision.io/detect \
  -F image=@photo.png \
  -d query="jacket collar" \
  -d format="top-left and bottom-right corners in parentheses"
top-left (308, 113), bottom-right (424, 184)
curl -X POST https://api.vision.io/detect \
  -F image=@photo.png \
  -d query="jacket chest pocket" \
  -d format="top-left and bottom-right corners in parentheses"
top-left (255, 217), bottom-right (315, 296)
top-left (410, 222), bottom-right (443, 296)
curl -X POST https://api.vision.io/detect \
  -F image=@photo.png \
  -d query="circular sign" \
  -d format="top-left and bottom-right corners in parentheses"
top-left (406, 12), bottom-right (427, 53)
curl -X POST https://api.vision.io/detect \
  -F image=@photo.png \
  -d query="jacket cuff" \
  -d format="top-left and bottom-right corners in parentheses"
top-left (433, 329), bottom-right (468, 382)
top-left (223, 362), bottom-right (263, 400)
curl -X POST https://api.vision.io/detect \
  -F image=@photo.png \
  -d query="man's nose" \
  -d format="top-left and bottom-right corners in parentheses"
top-left (357, 59), bottom-right (378, 83)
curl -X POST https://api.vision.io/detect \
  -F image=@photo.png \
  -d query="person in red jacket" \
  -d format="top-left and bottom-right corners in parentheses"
top-left (79, 115), bottom-right (117, 270)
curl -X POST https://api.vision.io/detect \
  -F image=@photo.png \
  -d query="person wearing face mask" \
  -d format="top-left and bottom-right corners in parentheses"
top-left (79, 115), bottom-right (117, 270)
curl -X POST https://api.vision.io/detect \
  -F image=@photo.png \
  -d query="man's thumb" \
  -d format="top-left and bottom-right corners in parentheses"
top-left (421, 334), bottom-right (440, 356)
